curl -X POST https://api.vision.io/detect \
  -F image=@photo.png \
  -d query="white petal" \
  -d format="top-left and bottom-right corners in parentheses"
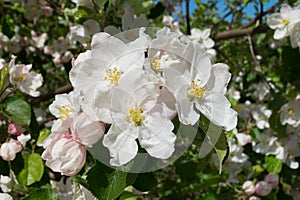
top-left (103, 125), bottom-right (139, 166)
top-left (139, 115), bottom-right (176, 159)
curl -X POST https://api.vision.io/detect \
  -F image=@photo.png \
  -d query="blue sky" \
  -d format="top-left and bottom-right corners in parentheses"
top-left (182, 0), bottom-right (278, 21)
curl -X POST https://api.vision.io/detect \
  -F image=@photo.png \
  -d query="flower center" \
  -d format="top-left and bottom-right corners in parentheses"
top-left (288, 108), bottom-right (294, 115)
top-left (150, 56), bottom-right (163, 73)
top-left (14, 73), bottom-right (26, 82)
top-left (128, 108), bottom-right (144, 126)
top-left (59, 105), bottom-right (72, 119)
top-left (282, 18), bottom-right (290, 25)
top-left (188, 80), bottom-right (207, 99)
top-left (103, 67), bottom-right (122, 85)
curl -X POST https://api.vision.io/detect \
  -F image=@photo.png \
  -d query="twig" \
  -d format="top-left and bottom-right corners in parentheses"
top-left (186, 0), bottom-right (191, 35)
top-left (214, 24), bottom-right (269, 41)
top-left (31, 84), bottom-right (73, 105)
top-left (247, 35), bottom-right (277, 93)
top-left (241, 0), bottom-right (283, 29)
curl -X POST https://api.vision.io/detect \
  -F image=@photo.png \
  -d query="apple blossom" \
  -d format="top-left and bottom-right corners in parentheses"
top-left (249, 196), bottom-right (261, 200)
top-left (255, 181), bottom-right (272, 196)
top-left (0, 175), bottom-right (12, 193)
top-left (0, 193), bottom-right (13, 200)
top-left (17, 134), bottom-right (31, 147)
top-left (102, 69), bottom-right (176, 166)
top-left (252, 105), bottom-right (272, 129)
top-left (279, 100), bottom-right (300, 127)
top-left (0, 139), bottom-right (22, 161)
top-left (70, 19), bottom-right (100, 48)
top-left (165, 43), bottom-right (237, 131)
top-left (190, 28), bottom-right (215, 49)
top-left (41, 133), bottom-right (86, 176)
top-left (242, 180), bottom-right (256, 195)
top-left (267, 4), bottom-right (300, 40)
top-left (8, 56), bottom-right (43, 97)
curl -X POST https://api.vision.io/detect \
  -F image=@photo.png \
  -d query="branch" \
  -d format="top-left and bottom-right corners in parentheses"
top-left (214, 24), bottom-right (269, 41)
top-left (186, 0), bottom-right (191, 35)
top-left (31, 84), bottom-right (73, 105)
top-left (241, 0), bottom-right (283, 29)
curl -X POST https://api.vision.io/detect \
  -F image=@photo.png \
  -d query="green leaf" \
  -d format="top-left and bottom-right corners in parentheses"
top-left (37, 128), bottom-right (51, 144)
top-left (0, 65), bottom-right (8, 92)
top-left (21, 184), bottom-right (58, 200)
top-left (86, 161), bottom-right (135, 200)
top-left (265, 156), bottom-right (282, 174)
top-left (3, 96), bottom-right (31, 126)
top-left (1, 15), bottom-right (15, 38)
top-left (18, 153), bottom-right (44, 186)
top-left (198, 116), bottom-right (228, 174)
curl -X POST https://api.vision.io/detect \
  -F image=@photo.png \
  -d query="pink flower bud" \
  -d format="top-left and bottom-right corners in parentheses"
top-left (242, 180), bottom-right (256, 195)
top-left (264, 173), bottom-right (279, 188)
top-left (42, 6), bottom-right (53, 18)
top-left (249, 196), bottom-right (261, 200)
top-left (43, 45), bottom-right (53, 55)
top-left (8, 123), bottom-right (24, 136)
top-left (0, 139), bottom-right (22, 161)
top-left (41, 133), bottom-right (86, 176)
top-left (255, 181), bottom-right (272, 196)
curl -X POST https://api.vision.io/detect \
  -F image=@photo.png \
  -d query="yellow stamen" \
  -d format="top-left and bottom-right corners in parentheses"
top-left (14, 73), bottom-right (26, 82)
top-left (188, 80), bottom-right (207, 99)
top-left (150, 57), bottom-right (163, 73)
top-left (127, 108), bottom-right (144, 126)
top-left (59, 105), bottom-right (72, 119)
top-left (103, 67), bottom-right (122, 85)
top-left (288, 108), bottom-right (294, 115)
top-left (282, 18), bottom-right (290, 25)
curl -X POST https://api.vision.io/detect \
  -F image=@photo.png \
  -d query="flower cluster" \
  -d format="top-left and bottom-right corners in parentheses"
top-left (267, 4), bottom-right (300, 49)
top-left (41, 27), bottom-right (237, 175)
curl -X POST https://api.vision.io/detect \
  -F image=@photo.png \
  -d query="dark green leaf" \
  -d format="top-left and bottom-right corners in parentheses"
top-left (1, 15), bottom-right (15, 38)
top-left (3, 96), bottom-right (31, 126)
top-left (21, 184), bottom-right (58, 200)
top-left (86, 161), bottom-right (135, 200)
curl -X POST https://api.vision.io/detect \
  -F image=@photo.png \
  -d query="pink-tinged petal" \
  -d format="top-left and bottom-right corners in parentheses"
top-left (280, 4), bottom-right (292, 14)
top-left (73, 112), bottom-right (105, 147)
top-left (206, 63), bottom-right (231, 95)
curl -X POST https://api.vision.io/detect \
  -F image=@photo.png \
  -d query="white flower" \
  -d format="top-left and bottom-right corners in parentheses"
top-left (252, 105), bottom-right (272, 129)
top-left (70, 29), bottom-right (150, 122)
top-left (8, 56), bottom-right (43, 97)
top-left (31, 31), bottom-right (47, 49)
top-left (190, 28), bottom-right (215, 49)
top-left (233, 129), bottom-right (252, 147)
top-left (49, 91), bottom-right (81, 120)
top-left (267, 4), bottom-right (300, 39)
top-left (162, 15), bottom-right (174, 26)
top-left (290, 22), bottom-right (300, 48)
top-left (165, 42), bottom-right (237, 130)
top-left (243, 180), bottom-right (256, 195)
top-left (41, 133), bottom-right (86, 176)
top-left (102, 70), bottom-right (176, 166)
top-left (227, 138), bottom-right (249, 163)
top-left (247, 82), bottom-right (270, 102)
top-left (253, 133), bottom-right (283, 157)
top-left (0, 193), bottom-right (13, 200)
top-left (0, 175), bottom-right (12, 193)
top-left (280, 135), bottom-right (300, 169)
top-left (17, 134), bottom-right (31, 147)
top-left (0, 139), bottom-right (22, 161)
top-left (279, 100), bottom-right (300, 127)
top-left (70, 19), bottom-right (100, 48)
